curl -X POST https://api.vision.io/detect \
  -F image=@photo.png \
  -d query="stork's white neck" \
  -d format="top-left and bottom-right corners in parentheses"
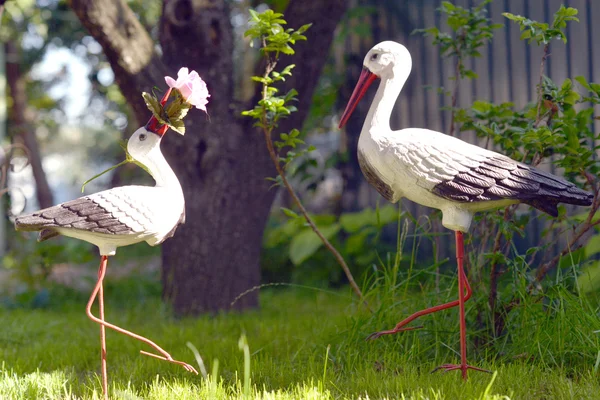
top-left (143, 145), bottom-right (182, 191)
top-left (363, 70), bottom-right (408, 137)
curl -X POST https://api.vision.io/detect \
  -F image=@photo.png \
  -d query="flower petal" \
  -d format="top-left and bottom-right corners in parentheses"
top-left (165, 76), bottom-right (178, 88)
top-left (177, 67), bottom-right (190, 80)
top-left (163, 67), bottom-right (210, 113)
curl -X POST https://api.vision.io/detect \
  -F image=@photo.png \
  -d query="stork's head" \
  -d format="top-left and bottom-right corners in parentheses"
top-left (363, 41), bottom-right (411, 77)
top-left (339, 41), bottom-right (412, 128)
top-left (127, 89), bottom-right (171, 161)
top-left (127, 126), bottom-right (163, 163)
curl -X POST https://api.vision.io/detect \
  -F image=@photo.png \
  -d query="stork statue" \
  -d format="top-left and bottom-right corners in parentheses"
top-left (14, 67), bottom-right (209, 398)
top-left (338, 41), bottom-right (593, 379)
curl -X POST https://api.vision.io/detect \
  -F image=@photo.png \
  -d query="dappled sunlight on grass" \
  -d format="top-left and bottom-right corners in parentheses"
top-left (1, 281), bottom-right (599, 399)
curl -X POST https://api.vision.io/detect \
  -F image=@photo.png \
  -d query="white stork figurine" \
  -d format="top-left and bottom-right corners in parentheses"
top-left (338, 41), bottom-right (593, 379)
top-left (14, 89), bottom-right (198, 398)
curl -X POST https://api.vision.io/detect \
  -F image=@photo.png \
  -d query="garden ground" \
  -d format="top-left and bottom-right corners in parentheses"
top-left (1, 256), bottom-right (600, 400)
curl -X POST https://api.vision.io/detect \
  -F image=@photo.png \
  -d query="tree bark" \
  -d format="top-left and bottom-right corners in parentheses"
top-left (70, 0), bottom-right (348, 315)
top-left (5, 41), bottom-right (54, 209)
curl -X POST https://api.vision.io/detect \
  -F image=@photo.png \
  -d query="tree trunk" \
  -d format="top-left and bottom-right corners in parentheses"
top-left (5, 41), bottom-right (54, 209)
top-left (70, 0), bottom-right (348, 315)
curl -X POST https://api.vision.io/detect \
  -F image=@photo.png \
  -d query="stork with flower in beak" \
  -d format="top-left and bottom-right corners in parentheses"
top-left (339, 41), bottom-right (592, 380)
top-left (14, 67), bottom-right (209, 399)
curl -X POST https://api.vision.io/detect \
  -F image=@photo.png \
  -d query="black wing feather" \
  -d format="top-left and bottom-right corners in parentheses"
top-left (432, 154), bottom-right (593, 216)
top-left (14, 196), bottom-right (136, 241)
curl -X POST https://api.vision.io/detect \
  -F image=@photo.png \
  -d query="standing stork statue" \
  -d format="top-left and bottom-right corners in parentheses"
top-left (338, 41), bottom-right (593, 379)
top-left (14, 68), bottom-right (210, 398)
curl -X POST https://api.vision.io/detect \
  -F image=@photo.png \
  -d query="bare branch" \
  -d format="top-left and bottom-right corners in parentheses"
top-left (70, 0), bottom-right (168, 123)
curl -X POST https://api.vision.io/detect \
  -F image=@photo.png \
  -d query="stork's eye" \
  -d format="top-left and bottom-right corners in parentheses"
top-left (370, 53), bottom-right (379, 61)
top-left (139, 133), bottom-right (147, 141)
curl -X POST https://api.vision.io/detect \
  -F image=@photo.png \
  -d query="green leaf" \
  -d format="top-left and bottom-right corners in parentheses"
top-left (339, 205), bottom-right (397, 233)
top-left (249, 9), bottom-right (259, 22)
top-left (578, 260), bottom-right (600, 294)
top-left (575, 75), bottom-right (590, 90)
top-left (280, 207), bottom-right (299, 219)
top-left (376, 205), bottom-right (399, 226)
top-left (81, 159), bottom-right (129, 193)
top-left (289, 223), bottom-right (340, 265)
top-left (463, 70), bottom-right (478, 80)
top-left (502, 12), bottom-right (520, 22)
top-left (520, 30), bottom-right (531, 41)
top-left (169, 119), bottom-right (186, 135)
top-left (142, 92), bottom-right (167, 125)
top-left (296, 23), bottom-right (312, 34)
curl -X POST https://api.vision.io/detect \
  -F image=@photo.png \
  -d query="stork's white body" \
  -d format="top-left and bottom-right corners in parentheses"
top-left (52, 185), bottom-right (184, 254)
top-left (15, 127), bottom-right (184, 256)
top-left (358, 128), bottom-right (517, 232)
top-left (13, 93), bottom-right (200, 397)
top-left (347, 41), bottom-right (591, 233)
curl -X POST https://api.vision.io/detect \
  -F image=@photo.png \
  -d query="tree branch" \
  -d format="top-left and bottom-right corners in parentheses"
top-left (261, 125), bottom-right (368, 309)
top-left (247, 0), bottom-right (349, 134)
top-left (534, 43), bottom-right (550, 126)
top-left (69, 0), bottom-right (167, 123)
top-left (5, 41), bottom-right (54, 209)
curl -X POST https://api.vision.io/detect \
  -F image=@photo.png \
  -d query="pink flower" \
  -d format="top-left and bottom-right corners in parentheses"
top-left (165, 67), bottom-right (210, 112)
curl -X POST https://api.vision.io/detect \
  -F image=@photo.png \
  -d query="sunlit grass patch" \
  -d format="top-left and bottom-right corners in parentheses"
top-left (1, 279), bottom-right (599, 399)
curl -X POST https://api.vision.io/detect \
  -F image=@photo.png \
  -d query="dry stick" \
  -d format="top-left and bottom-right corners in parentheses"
top-left (257, 55), bottom-right (368, 310)
top-left (261, 128), bottom-right (368, 309)
top-left (448, 54), bottom-right (462, 137)
top-left (489, 43), bottom-right (551, 325)
top-left (527, 43), bottom-right (599, 284)
top-left (534, 43), bottom-right (551, 125)
top-left (534, 192), bottom-right (600, 284)
top-left (448, 31), bottom-right (466, 137)
top-left (488, 208), bottom-right (511, 313)
top-left (502, 190), bottom-right (600, 321)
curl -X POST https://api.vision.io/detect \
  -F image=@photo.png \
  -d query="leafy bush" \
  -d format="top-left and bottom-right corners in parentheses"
top-left (262, 205), bottom-right (401, 285)
top-left (412, 1), bottom-right (600, 341)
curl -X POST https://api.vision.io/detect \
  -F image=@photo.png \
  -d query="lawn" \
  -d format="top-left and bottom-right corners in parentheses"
top-left (1, 259), bottom-right (600, 399)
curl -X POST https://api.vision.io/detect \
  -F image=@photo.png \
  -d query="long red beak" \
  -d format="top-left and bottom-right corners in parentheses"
top-left (145, 88), bottom-right (172, 136)
top-left (338, 68), bottom-right (378, 128)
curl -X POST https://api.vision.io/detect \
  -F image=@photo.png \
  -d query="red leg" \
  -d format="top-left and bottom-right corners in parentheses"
top-left (98, 256), bottom-right (108, 400)
top-left (431, 231), bottom-right (491, 379)
top-left (86, 256), bottom-right (198, 376)
top-left (366, 235), bottom-right (473, 341)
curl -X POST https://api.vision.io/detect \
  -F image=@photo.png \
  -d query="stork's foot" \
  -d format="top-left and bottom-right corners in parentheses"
top-left (140, 350), bottom-right (199, 374)
top-left (366, 325), bottom-right (423, 341)
top-left (431, 363), bottom-right (492, 380)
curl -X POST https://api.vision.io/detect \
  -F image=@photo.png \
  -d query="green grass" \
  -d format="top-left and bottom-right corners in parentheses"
top-left (1, 270), bottom-right (600, 399)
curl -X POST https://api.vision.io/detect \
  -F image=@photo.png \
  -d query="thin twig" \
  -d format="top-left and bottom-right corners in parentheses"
top-left (534, 43), bottom-right (550, 126)
top-left (488, 208), bottom-right (511, 312)
top-left (534, 193), bottom-right (600, 284)
top-left (261, 127), bottom-right (369, 310)
top-left (256, 52), bottom-right (368, 310)
top-left (448, 34), bottom-right (465, 137)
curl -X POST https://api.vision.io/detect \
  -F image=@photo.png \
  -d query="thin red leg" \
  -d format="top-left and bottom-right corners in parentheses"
top-left (98, 256), bottom-right (108, 400)
top-left (431, 231), bottom-right (491, 379)
top-left (366, 239), bottom-right (473, 341)
top-left (86, 256), bottom-right (198, 378)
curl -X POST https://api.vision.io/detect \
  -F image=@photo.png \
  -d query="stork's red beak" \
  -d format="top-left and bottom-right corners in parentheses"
top-left (145, 88), bottom-right (172, 136)
top-left (338, 68), bottom-right (378, 128)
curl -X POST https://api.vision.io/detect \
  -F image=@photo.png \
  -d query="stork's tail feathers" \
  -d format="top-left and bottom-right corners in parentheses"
top-left (14, 211), bottom-right (61, 242)
top-left (523, 184), bottom-right (593, 217)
